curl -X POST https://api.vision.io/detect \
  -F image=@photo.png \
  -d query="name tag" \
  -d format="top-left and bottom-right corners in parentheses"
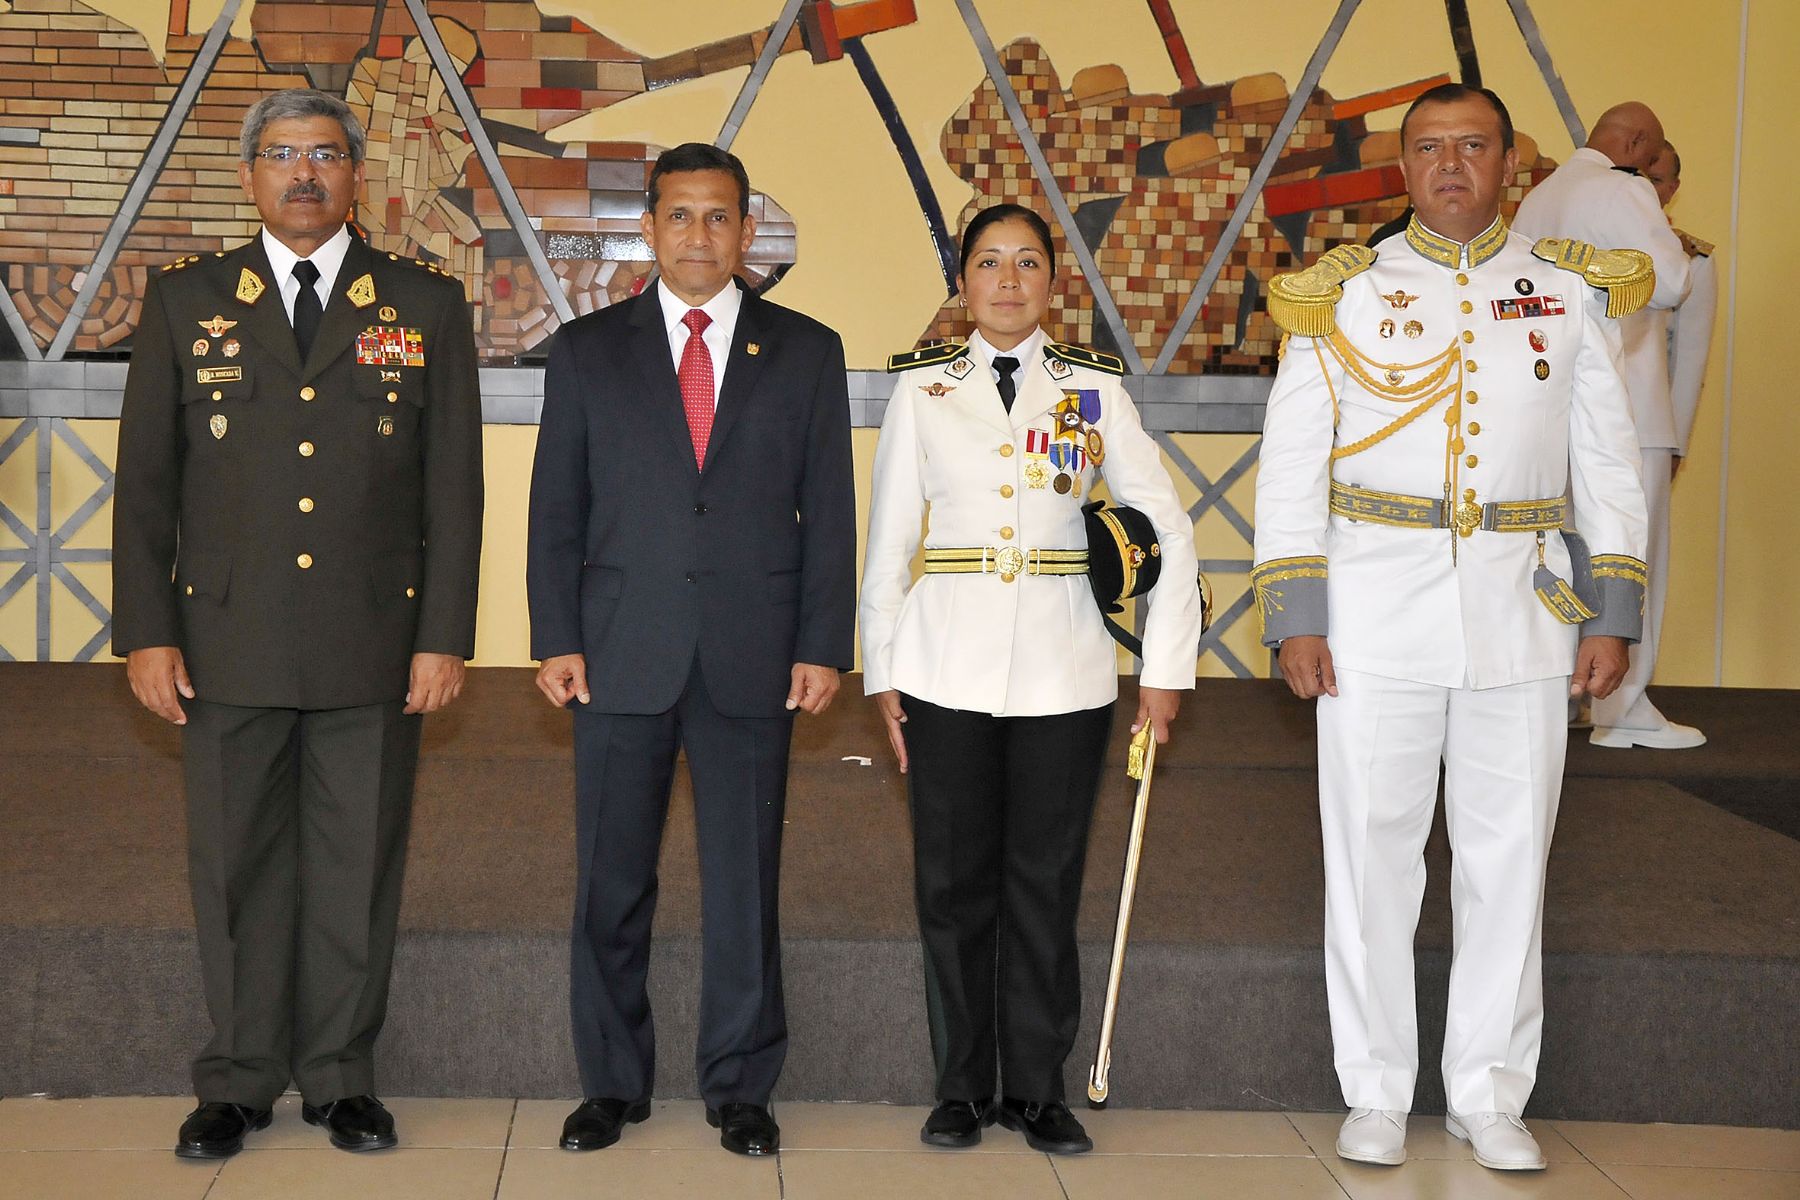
top-left (196, 366), bottom-right (242, 384)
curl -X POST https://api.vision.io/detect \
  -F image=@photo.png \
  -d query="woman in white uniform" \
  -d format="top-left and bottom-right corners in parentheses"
top-left (861, 205), bottom-right (1205, 1154)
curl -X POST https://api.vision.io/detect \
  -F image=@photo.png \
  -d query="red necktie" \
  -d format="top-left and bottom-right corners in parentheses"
top-left (679, 308), bottom-right (714, 468)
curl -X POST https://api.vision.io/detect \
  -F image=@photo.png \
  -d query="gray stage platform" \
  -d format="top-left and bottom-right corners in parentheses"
top-left (1, 665), bottom-right (1795, 1127)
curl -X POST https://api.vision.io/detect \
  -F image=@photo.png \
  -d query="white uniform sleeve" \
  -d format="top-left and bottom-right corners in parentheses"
top-left (1568, 298), bottom-right (1651, 641)
top-left (1669, 252), bottom-right (1717, 457)
top-left (1094, 379), bottom-right (1203, 689)
top-left (1251, 334), bottom-right (1339, 645)
top-left (859, 375), bottom-right (925, 695)
top-left (1621, 176), bottom-right (1692, 309)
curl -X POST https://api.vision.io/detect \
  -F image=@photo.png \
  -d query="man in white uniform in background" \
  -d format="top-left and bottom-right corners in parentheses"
top-left (1255, 84), bottom-right (1648, 1173)
top-left (1515, 103), bottom-right (1700, 748)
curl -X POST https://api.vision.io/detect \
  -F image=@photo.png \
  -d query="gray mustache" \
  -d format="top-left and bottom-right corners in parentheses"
top-left (281, 181), bottom-right (328, 203)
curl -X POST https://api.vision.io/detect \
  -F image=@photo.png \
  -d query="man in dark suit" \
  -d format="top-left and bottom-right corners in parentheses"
top-left (527, 143), bottom-right (855, 1158)
top-left (113, 89), bottom-right (483, 1160)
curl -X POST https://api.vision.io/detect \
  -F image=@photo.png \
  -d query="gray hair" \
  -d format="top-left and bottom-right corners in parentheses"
top-left (240, 89), bottom-right (367, 164)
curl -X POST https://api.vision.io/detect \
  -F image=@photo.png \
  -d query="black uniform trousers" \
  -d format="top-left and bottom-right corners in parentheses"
top-left (183, 699), bottom-right (420, 1108)
top-left (570, 658), bottom-right (793, 1106)
top-left (900, 694), bottom-right (1114, 1104)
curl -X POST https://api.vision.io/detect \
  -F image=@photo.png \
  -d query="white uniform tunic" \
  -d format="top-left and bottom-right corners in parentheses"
top-left (862, 332), bottom-right (1203, 715)
top-left (1253, 217), bottom-right (1648, 1118)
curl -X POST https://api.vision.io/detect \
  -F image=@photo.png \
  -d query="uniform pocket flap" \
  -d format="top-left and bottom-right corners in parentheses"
top-left (370, 554), bottom-right (422, 604)
top-left (177, 553), bottom-right (231, 600)
top-left (356, 368), bottom-right (426, 407)
top-left (582, 563), bottom-right (624, 599)
top-left (183, 362), bottom-right (255, 403)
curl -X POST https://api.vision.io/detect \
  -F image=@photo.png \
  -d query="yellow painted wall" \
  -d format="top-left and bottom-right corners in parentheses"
top-left (8, 0), bottom-right (1794, 684)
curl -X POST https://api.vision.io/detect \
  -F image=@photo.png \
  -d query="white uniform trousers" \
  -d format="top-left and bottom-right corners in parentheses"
top-left (1317, 667), bottom-right (1568, 1117)
top-left (1591, 447), bottom-right (1674, 732)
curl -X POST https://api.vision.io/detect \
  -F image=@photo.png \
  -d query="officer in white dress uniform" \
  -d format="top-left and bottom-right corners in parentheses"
top-left (1515, 103), bottom-right (1700, 748)
top-left (1253, 86), bottom-right (1649, 1173)
top-left (862, 205), bottom-right (1204, 1156)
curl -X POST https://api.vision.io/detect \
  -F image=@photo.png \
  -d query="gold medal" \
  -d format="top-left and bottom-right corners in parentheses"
top-left (1024, 460), bottom-right (1050, 489)
top-left (1084, 428), bottom-right (1104, 464)
top-left (1053, 473), bottom-right (1072, 494)
top-left (1403, 319), bottom-right (1424, 339)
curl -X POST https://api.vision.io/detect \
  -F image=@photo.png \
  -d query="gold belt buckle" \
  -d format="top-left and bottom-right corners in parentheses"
top-left (995, 545), bottom-right (1025, 582)
top-left (1453, 497), bottom-right (1482, 539)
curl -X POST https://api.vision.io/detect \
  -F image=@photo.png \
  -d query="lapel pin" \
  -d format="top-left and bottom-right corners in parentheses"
top-left (192, 338), bottom-right (209, 357)
top-left (746, 342), bottom-right (760, 356)
top-left (378, 305), bottom-right (397, 322)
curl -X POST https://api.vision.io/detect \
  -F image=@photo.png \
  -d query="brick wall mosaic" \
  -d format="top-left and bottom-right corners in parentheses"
top-left (914, 40), bottom-right (1555, 373)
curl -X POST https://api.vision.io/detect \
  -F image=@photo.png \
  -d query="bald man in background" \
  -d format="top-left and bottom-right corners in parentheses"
top-left (1515, 102), bottom-right (1700, 749)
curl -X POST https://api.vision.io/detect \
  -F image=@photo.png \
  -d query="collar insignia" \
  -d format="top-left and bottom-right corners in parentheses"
top-left (235, 268), bottom-right (265, 305)
top-left (346, 273), bottom-right (377, 308)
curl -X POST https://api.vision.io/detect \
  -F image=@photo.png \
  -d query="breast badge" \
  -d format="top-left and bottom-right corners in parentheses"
top-left (191, 338), bottom-right (209, 357)
top-left (1529, 330), bottom-right (1548, 352)
top-left (209, 414), bottom-right (227, 440)
top-left (378, 305), bottom-right (398, 322)
top-left (1534, 359), bottom-right (1551, 380)
top-left (1378, 319), bottom-right (1395, 339)
top-left (1514, 278), bottom-right (1535, 295)
top-left (198, 315), bottom-right (237, 338)
top-left (920, 382), bottom-right (955, 397)
top-left (1381, 290), bottom-right (1419, 309)
top-left (1403, 320), bottom-right (1424, 339)
top-left (222, 339), bottom-right (240, 358)
top-left (377, 415), bottom-right (395, 437)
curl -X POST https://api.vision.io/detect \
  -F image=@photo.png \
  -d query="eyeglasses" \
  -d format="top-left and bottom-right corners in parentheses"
top-left (254, 146), bottom-right (353, 166)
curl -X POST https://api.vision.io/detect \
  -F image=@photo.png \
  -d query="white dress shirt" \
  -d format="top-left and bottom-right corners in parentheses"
top-left (655, 278), bottom-right (743, 410)
top-left (260, 224), bottom-right (352, 326)
top-left (966, 326), bottom-right (1046, 393)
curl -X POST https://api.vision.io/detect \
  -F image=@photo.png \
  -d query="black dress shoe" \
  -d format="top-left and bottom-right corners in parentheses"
top-left (174, 1101), bottom-right (272, 1159)
top-left (995, 1097), bottom-right (1093, 1154)
top-left (301, 1094), bottom-right (398, 1152)
top-left (560, 1098), bottom-right (652, 1151)
top-left (920, 1098), bottom-right (995, 1148)
top-left (705, 1102), bottom-right (779, 1156)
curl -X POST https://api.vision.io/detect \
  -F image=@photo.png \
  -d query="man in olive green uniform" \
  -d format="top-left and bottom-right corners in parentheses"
top-left (112, 90), bottom-right (483, 1159)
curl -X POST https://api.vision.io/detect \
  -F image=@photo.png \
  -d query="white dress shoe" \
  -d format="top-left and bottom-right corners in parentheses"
top-left (1336, 1107), bottom-right (1407, 1165)
top-left (1446, 1111), bottom-right (1546, 1170)
top-left (1590, 721), bottom-right (1706, 749)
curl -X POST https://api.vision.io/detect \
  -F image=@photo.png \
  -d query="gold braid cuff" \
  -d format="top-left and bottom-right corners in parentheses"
top-left (1531, 237), bottom-right (1656, 317)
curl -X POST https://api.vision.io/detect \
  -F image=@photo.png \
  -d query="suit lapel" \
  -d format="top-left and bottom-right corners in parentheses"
top-left (302, 237), bottom-right (376, 383)
top-left (1010, 347), bottom-right (1066, 431)
top-left (700, 283), bottom-right (769, 474)
top-left (628, 284), bottom-right (701, 473)
top-left (229, 238), bottom-right (302, 377)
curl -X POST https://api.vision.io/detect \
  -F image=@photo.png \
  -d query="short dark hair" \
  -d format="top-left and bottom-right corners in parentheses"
top-left (1399, 83), bottom-right (1515, 151)
top-left (957, 203), bottom-right (1058, 280)
top-left (647, 142), bottom-right (751, 219)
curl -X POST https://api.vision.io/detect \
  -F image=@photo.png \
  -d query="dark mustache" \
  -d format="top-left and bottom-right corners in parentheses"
top-left (281, 181), bottom-right (328, 203)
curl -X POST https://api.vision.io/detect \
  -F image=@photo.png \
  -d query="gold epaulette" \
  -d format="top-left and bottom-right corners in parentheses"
top-left (1677, 228), bottom-right (1714, 258)
top-left (1531, 238), bottom-right (1655, 318)
top-left (1266, 244), bottom-right (1377, 338)
top-left (886, 341), bottom-right (966, 373)
top-left (159, 254), bottom-right (201, 273)
top-left (1045, 340), bottom-right (1125, 376)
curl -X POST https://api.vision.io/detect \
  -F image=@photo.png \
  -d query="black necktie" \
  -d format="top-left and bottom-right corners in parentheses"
top-left (993, 355), bottom-right (1019, 413)
top-left (291, 259), bottom-right (322, 361)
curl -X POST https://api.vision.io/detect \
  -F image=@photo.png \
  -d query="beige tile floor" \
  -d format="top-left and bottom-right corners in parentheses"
top-left (0, 1097), bottom-right (1793, 1200)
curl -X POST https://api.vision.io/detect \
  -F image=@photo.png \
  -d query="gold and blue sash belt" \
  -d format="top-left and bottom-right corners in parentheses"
top-left (922, 546), bottom-right (1089, 581)
top-left (1329, 480), bottom-right (1565, 535)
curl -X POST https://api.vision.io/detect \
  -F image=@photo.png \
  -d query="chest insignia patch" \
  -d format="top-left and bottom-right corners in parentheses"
top-left (346, 273), bottom-right (377, 308)
top-left (1381, 290), bottom-right (1419, 309)
top-left (920, 381), bottom-right (955, 397)
top-left (1492, 295), bottom-right (1566, 320)
top-left (198, 315), bottom-right (236, 338)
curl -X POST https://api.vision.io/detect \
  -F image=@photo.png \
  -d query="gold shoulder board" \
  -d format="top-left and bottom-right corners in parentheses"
top-left (1045, 340), bottom-right (1125, 376)
top-left (1266, 244), bottom-right (1376, 338)
top-left (1677, 228), bottom-right (1715, 258)
top-left (1531, 237), bottom-right (1655, 318)
top-left (160, 255), bottom-right (198, 273)
top-left (886, 341), bottom-right (967, 373)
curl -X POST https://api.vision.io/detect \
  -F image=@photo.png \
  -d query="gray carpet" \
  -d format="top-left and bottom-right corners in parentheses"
top-left (1, 665), bottom-right (1795, 1126)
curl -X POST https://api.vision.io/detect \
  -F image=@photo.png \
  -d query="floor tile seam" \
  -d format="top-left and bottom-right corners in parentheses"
top-left (490, 1098), bottom-right (518, 1200)
top-left (1048, 1149), bottom-right (1073, 1200)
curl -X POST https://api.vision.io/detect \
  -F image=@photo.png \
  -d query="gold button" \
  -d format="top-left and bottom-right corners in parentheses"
top-left (1000, 572), bottom-right (1016, 584)
top-left (999, 443), bottom-right (1014, 457)
top-left (1468, 421), bottom-right (1481, 435)
top-left (1465, 454), bottom-right (1479, 468)
top-left (405, 587), bottom-right (416, 599)
top-left (386, 391), bottom-right (398, 403)
top-left (185, 585), bottom-right (194, 595)
top-left (1459, 300), bottom-right (1473, 314)
top-left (298, 497), bottom-right (314, 513)
top-left (300, 386), bottom-right (316, 402)
top-left (1455, 272), bottom-right (1469, 285)
top-left (1000, 484), bottom-right (1014, 498)
top-left (1000, 526), bottom-right (1014, 539)
top-left (1466, 391), bottom-right (1479, 404)
top-left (298, 441), bottom-right (314, 456)
top-left (211, 390), bottom-right (222, 401)
top-left (1460, 330), bottom-right (1474, 344)
top-left (296, 553), bottom-right (313, 569)
top-left (1465, 360), bottom-right (1478, 373)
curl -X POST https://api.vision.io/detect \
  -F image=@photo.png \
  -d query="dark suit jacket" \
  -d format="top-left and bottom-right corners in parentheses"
top-left (527, 280), bottom-right (856, 719)
top-left (112, 232), bottom-right (485, 709)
